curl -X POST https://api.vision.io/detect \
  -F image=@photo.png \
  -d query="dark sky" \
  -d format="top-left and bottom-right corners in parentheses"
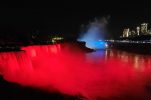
top-left (0, 1), bottom-right (151, 38)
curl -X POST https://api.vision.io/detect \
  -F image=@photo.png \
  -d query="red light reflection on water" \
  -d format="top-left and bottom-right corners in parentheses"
top-left (0, 44), bottom-right (151, 99)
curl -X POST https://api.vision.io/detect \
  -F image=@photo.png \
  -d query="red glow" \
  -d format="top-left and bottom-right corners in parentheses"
top-left (0, 44), bottom-right (151, 99)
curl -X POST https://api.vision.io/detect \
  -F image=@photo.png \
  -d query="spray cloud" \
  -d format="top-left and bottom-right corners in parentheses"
top-left (78, 16), bottom-right (109, 49)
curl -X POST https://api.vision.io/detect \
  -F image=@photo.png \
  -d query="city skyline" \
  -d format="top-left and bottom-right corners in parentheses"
top-left (122, 23), bottom-right (151, 37)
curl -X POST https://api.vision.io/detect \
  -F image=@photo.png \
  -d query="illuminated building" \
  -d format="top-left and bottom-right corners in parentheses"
top-left (136, 27), bottom-right (140, 35)
top-left (52, 37), bottom-right (64, 43)
top-left (123, 28), bottom-right (130, 37)
top-left (148, 29), bottom-right (151, 34)
top-left (141, 23), bottom-right (148, 34)
top-left (131, 30), bottom-right (136, 36)
top-left (122, 23), bottom-right (151, 37)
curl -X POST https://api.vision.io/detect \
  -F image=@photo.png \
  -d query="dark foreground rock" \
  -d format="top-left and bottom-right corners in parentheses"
top-left (0, 76), bottom-right (78, 100)
top-left (60, 41), bottom-right (94, 53)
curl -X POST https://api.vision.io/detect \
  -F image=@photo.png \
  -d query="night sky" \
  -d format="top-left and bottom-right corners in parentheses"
top-left (0, 1), bottom-right (151, 38)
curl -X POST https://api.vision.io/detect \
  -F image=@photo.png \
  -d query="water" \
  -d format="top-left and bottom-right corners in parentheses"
top-left (0, 43), bottom-right (151, 100)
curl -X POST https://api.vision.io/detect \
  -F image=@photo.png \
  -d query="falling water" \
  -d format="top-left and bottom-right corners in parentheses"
top-left (78, 17), bottom-right (109, 49)
top-left (0, 44), bottom-right (151, 100)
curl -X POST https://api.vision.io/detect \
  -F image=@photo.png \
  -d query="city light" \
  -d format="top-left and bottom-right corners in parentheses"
top-left (122, 23), bottom-right (151, 38)
top-left (51, 37), bottom-right (64, 43)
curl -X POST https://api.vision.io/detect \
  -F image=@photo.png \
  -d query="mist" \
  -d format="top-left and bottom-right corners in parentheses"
top-left (0, 44), bottom-right (151, 100)
top-left (78, 16), bottom-right (109, 49)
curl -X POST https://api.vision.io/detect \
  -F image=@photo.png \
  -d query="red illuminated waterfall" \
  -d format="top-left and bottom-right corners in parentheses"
top-left (0, 43), bottom-right (151, 100)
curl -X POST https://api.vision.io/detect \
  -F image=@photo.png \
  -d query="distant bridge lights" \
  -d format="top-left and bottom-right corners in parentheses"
top-left (106, 40), bottom-right (151, 44)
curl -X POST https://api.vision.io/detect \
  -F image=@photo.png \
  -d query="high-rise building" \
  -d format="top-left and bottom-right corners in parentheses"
top-left (131, 30), bottom-right (136, 36)
top-left (147, 29), bottom-right (151, 34)
top-left (136, 27), bottom-right (140, 35)
top-left (123, 28), bottom-right (130, 37)
top-left (141, 23), bottom-right (148, 33)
